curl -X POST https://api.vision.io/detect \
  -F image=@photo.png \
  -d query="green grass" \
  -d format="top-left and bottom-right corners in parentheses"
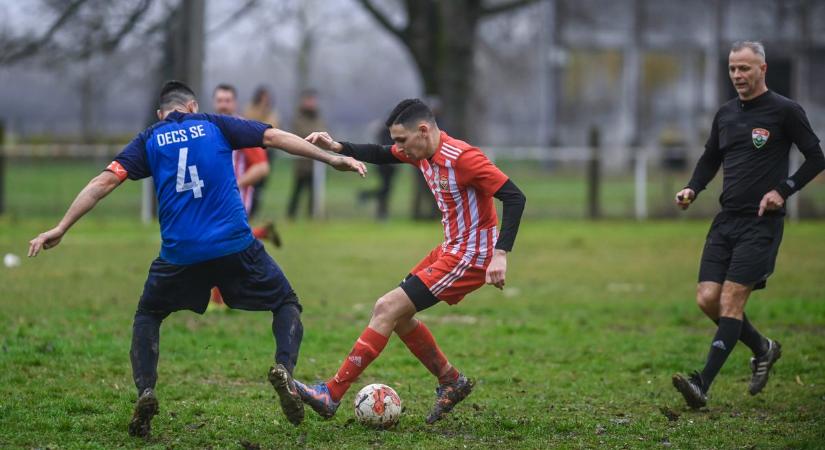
top-left (1, 217), bottom-right (824, 449)
top-left (8, 158), bottom-right (825, 221)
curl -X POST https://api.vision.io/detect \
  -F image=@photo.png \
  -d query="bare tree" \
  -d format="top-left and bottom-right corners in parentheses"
top-left (355, 0), bottom-right (540, 138)
top-left (0, 0), bottom-right (156, 65)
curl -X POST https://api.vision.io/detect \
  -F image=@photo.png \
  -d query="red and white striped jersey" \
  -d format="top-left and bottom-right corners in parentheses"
top-left (232, 147), bottom-right (268, 214)
top-left (392, 131), bottom-right (508, 268)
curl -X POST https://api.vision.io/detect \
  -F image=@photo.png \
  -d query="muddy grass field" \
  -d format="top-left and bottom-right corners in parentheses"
top-left (1, 219), bottom-right (824, 448)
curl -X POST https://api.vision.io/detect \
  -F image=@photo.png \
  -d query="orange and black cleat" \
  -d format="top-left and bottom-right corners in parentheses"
top-left (425, 374), bottom-right (474, 424)
top-left (293, 380), bottom-right (340, 419)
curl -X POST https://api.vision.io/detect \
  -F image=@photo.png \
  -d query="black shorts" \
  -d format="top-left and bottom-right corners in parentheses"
top-left (137, 240), bottom-right (300, 315)
top-left (399, 274), bottom-right (440, 312)
top-left (698, 212), bottom-right (784, 290)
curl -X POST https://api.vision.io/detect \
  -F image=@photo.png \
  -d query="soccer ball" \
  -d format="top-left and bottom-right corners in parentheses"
top-left (353, 383), bottom-right (402, 428)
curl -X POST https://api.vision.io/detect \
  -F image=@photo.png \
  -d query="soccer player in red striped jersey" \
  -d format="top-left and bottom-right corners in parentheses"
top-left (213, 84), bottom-right (281, 246)
top-left (211, 84), bottom-right (282, 307)
top-left (296, 99), bottom-right (526, 424)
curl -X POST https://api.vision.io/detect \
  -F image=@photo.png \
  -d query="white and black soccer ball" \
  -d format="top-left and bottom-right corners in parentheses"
top-left (353, 383), bottom-right (402, 428)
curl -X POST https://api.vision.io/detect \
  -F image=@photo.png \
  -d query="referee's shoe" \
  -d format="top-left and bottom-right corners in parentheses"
top-left (748, 339), bottom-right (782, 395)
top-left (672, 371), bottom-right (707, 409)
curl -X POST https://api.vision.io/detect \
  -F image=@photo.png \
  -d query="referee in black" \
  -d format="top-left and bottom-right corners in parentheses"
top-left (672, 41), bottom-right (825, 409)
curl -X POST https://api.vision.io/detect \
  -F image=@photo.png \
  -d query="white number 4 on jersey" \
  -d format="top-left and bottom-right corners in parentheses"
top-left (176, 147), bottom-right (205, 198)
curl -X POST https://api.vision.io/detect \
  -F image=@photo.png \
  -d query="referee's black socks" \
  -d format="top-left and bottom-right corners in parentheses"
top-left (738, 314), bottom-right (769, 357)
top-left (700, 316), bottom-right (743, 393)
top-left (713, 314), bottom-right (769, 357)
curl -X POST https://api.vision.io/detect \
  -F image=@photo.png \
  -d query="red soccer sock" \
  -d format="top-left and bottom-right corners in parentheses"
top-left (210, 287), bottom-right (224, 305)
top-left (252, 226), bottom-right (268, 239)
top-left (326, 327), bottom-right (389, 402)
top-left (400, 321), bottom-right (459, 385)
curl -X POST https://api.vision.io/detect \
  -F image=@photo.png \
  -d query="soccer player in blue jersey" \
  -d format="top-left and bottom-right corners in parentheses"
top-left (27, 81), bottom-right (367, 437)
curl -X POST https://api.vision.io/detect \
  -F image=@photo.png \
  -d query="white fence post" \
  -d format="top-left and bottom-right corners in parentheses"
top-left (311, 160), bottom-right (326, 219)
top-left (788, 150), bottom-right (801, 223)
top-left (141, 178), bottom-right (153, 224)
top-left (634, 149), bottom-right (647, 220)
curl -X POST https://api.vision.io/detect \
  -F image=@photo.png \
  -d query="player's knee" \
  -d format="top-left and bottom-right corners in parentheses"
top-left (719, 288), bottom-right (747, 317)
top-left (372, 296), bottom-right (398, 322)
top-left (695, 285), bottom-right (718, 312)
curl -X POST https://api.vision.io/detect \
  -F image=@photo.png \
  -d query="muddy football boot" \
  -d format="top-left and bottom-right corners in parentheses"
top-left (268, 364), bottom-right (305, 426)
top-left (672, 371), bottom-right (707, 409)
top-left (293, 380), bottom-right (340, 419)
top-left (749, 339), bottom-right (782, 395)
top-left (128, 388), bottom-right (159, 438)
top-left (425, 374), bottom-right (474, 424)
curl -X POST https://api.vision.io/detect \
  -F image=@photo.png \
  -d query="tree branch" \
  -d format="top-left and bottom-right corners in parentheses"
top-left (0, 0), bottom-right (88, 64)
top-left (100, 0), bottom-right (154, 53)
top-left (207, 0), bottom-right (259, 36)
top-left (355, 0), bottom-right (405, 41)
top-left (480, 0), bottom-right (541, 17)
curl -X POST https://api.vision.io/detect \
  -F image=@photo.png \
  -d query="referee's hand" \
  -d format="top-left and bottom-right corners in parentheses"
top-left (674, 188), bottom-right (695, 210)
top-left (758, 190), bottom-right (784, 216)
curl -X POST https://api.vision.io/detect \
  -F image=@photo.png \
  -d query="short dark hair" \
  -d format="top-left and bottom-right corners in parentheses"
top-left (252, 85), bottom-right (272, 105)
top-left (213, 83), bottom-right (237, 98)
top-left (159, 80), bottom-right (196, 111)
top-left (385, 98), bottom-right (435, 128)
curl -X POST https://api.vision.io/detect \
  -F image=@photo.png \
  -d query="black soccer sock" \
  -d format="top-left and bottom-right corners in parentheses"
top-left (738, 314), bottom-right (769, 357)
top-left (699, 316), bottom-right (743, 392)
top-left (272, 302), bottom-right (303, 374)
top-left (711, 314), bottom-right (768, 357)
top-left (130, 310), bottom-right (166, 395)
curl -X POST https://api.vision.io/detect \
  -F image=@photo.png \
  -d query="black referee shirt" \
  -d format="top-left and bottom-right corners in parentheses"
top-left (687, 90), bottom-right (825, 215)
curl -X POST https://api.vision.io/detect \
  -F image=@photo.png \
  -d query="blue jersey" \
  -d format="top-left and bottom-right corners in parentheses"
top-left (109, 111), bottom-right (271, 265)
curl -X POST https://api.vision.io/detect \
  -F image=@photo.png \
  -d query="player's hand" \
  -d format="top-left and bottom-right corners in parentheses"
top-left (486, 249), bottom-right (507, 290)
top-left (758, 190), bottom-right (784, 216)
top-left (28, 226), bottom-right (66, 257)
top-left (674, 188), bottom-right (695, 210)
top-left (305, 132), bottom-right (343, 153)
top-left (330, 155), bottom-right (367, 177)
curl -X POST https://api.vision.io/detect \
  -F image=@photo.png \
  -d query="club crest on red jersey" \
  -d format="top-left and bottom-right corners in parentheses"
top-left (752, 128), bottom-right (769, 149)
top-left (439, 175), bottom-right (449, 191)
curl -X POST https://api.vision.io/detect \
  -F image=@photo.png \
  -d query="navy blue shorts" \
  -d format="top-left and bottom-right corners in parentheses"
top-left (137, 240), bottom-right (299, 315)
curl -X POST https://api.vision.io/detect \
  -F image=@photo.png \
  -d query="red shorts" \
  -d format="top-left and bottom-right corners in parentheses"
top-left (410, 245), bottom-right (488, 304)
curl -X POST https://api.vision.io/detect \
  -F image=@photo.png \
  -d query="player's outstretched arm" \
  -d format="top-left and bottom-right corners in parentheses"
top-left (263, 128), bottom-right (366, 177)
top-left (306, 131), bottom-right (403, 165)
top-left (304, 131), bottom-right (344, 153)
top-left (487, 179), bottom-right (527, 290)
top-left (28, 171), bottom-right (122, 257)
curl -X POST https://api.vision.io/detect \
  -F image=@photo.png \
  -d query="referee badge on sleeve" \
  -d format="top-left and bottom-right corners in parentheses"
top-left (752, 128), bottom-right (770, 149)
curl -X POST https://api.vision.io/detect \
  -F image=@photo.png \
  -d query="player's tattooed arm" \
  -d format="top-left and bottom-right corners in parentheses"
top-left (264, 128), bottom-right (367, 177)
top-left (28, 171), bottom-right (122, 257)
